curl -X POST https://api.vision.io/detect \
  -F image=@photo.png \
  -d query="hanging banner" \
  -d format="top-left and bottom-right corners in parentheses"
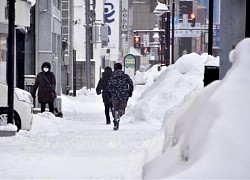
top-left (121, 0), bottom-right (128, 32)
top-left (104, 0), bottom-right (120, 61)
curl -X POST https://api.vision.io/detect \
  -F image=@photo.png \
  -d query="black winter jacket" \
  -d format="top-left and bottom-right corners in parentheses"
top-left (96, 72), bottom-right (112, 103)
top-left (32, 71), bottom-right (56, 103)
top-left (107, 70), bottom-right (134, 100)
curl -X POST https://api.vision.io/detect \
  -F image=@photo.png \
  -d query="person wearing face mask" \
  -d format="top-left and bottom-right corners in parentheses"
top-left (32, 62), bottom-right (56, 113)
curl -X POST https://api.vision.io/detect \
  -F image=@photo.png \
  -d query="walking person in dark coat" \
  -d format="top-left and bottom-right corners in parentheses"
top-left (32, 62), bottom-right (56, 113)
top-left (96, 66), bottom-right (114, 124)
top-left (107, 63), bottom-right (134, 131)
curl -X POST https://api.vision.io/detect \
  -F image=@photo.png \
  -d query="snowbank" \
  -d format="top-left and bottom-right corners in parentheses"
top-left (145, 38), bottom-right (250, 179)
top-left (126, 53), bottom-right (205, 127)
top-left (0, 124), bottom-right (17, 131)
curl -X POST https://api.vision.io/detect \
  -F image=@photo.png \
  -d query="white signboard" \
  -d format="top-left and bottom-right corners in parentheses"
top-left (177, 22), bottom-right (202, 29)
top-left (121, 0), bottom-right (128, 32)
top-left (183, 14), bottom-right (188, 24)
top-left (174, 30), bottom-right (201, 37)
top-left (143, 34), bottom-right (150, 47)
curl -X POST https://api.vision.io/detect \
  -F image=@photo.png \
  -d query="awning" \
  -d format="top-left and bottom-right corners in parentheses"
top-left (129, 47), bottom-right (142, 57)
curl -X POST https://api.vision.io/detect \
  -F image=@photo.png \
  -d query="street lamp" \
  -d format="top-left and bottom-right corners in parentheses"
top-left (152, 24), bottom-right (161, 64)
top-left (152, 24), bottom-right (160, 42)
top-left (153, 2), bottom-right (169, 15)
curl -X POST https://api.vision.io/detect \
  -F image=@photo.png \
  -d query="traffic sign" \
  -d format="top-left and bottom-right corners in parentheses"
top-left (143, 34), bottom-right (149, 47)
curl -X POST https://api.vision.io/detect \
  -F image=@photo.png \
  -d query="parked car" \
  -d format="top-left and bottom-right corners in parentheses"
top-left (0, 83), bottom-right (33, 131)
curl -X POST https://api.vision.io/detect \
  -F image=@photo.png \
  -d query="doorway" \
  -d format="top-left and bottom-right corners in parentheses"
top-left (16, 30), bottom-right (25, 89)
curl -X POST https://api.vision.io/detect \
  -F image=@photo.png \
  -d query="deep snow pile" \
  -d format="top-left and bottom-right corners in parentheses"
top-left (123, 53), bottom-right (207, 127)
top-left (144, 38), bottom-right (250, 179)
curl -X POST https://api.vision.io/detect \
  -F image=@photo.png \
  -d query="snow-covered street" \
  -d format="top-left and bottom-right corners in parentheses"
top-left (1, 40), bottom-right (250, 179)
top-left (0, 94), bottom-right (165, 179)
top-left (0, 52), bottom-right (211, 179)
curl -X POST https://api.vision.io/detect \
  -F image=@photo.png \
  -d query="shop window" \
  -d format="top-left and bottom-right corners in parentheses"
top-left (0, 34), bottom-right (7, 83)
top-left (0, 35), bottom-right (7, 62)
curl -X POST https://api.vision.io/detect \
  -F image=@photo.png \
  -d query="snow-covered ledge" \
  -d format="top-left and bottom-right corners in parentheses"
top-left (0, 124), bottom-right (17, 137)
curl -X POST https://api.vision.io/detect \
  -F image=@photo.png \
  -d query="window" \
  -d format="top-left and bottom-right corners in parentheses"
top-left (0, 35), bottom-right (7, 62)
top-left (52, 32), bottom-right (62, 58)
top-left (53, 0), bottom-right (61, 10)
top-left (0, 34), bottom-right (7, 83)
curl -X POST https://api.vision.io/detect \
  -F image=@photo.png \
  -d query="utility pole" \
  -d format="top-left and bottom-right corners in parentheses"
top-left (246, 0), bottom-right (250, 37)
top-left (7, 0), bottom-right (15, 124)
top-left (171, 0), bottom-right (175, 64)
top-left (165, 0), bottom-right (170, 66)
top-left (73, 50), bottom-right (76, 97)
top-left (85, 0), bottom-right (91, 89)
top-left (208, 0), bottom-right (213, 55)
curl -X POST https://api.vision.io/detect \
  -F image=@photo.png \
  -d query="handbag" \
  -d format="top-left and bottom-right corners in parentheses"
top-left (50, 89), bottom-right (57, 99)
top-left (43, 73), bottom-right (57, 99)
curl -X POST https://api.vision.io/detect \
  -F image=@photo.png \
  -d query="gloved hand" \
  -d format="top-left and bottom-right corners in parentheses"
top-left (129, 90), bottom-right (132, 97)
top-left (96, 90), bottom-right (101, 95)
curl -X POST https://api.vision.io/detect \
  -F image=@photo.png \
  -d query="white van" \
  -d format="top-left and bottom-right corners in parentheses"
top-left (0, 83), bottom-right (33, 131)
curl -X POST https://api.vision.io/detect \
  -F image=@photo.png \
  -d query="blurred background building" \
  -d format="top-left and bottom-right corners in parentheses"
top-left (0, 0), bottom-right (249, 101)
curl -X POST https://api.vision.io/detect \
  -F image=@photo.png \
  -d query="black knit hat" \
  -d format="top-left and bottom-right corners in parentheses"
top-left (41, 62), bottom-right (51, 71)
top-left (114, 63), bottom-right (122, 70)
top-left (104, 66), bottom-right (112, 76)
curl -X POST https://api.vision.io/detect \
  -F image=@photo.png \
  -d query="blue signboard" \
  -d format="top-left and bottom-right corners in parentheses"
top-left (215, 24), bottom-right (220, 47)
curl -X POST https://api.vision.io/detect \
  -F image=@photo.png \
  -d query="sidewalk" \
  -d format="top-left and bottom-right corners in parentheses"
top-left (0, 95), bottom-right (164, 179)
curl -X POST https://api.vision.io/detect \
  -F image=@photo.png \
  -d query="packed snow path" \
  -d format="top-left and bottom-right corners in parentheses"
top-left (0, 95), bottom-right (164, 179)
top-left (0, 52), bottom-right (213, 178)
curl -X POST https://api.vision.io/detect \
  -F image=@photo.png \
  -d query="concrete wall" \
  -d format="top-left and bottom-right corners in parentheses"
top-left (220, 0), bottom-right (246, 79)
top-left (132, 0), bottom-right (157, 37)
top-left (74, 0), bottom-right (105, 88)
top-left (76, 61), bottom-right (95, 89)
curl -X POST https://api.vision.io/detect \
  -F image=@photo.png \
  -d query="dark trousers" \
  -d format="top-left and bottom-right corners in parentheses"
top-left (112, 99), bottom-right (128, 121)
top-left (104, 102), bottom-right (113, 124)
top-left (41, 102), bottom-right (54, 113)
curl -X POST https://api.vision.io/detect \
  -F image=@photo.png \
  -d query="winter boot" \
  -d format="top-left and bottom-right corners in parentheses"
top-left (106, 115), bottom-right (111, 124)
top-left (55, 108), bottom-right (63, 118)
top-left (113, 111), bottom-right (120, 131)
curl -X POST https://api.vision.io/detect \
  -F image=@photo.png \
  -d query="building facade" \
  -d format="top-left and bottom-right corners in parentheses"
top-left (220, 0), bottom-right (249, 79)
top-left (61, 0), bottom-right (74, 94)
top-left (35, 0), bottom-right (63, 111)
top-left (0, 0), bottom-right (35, 86)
